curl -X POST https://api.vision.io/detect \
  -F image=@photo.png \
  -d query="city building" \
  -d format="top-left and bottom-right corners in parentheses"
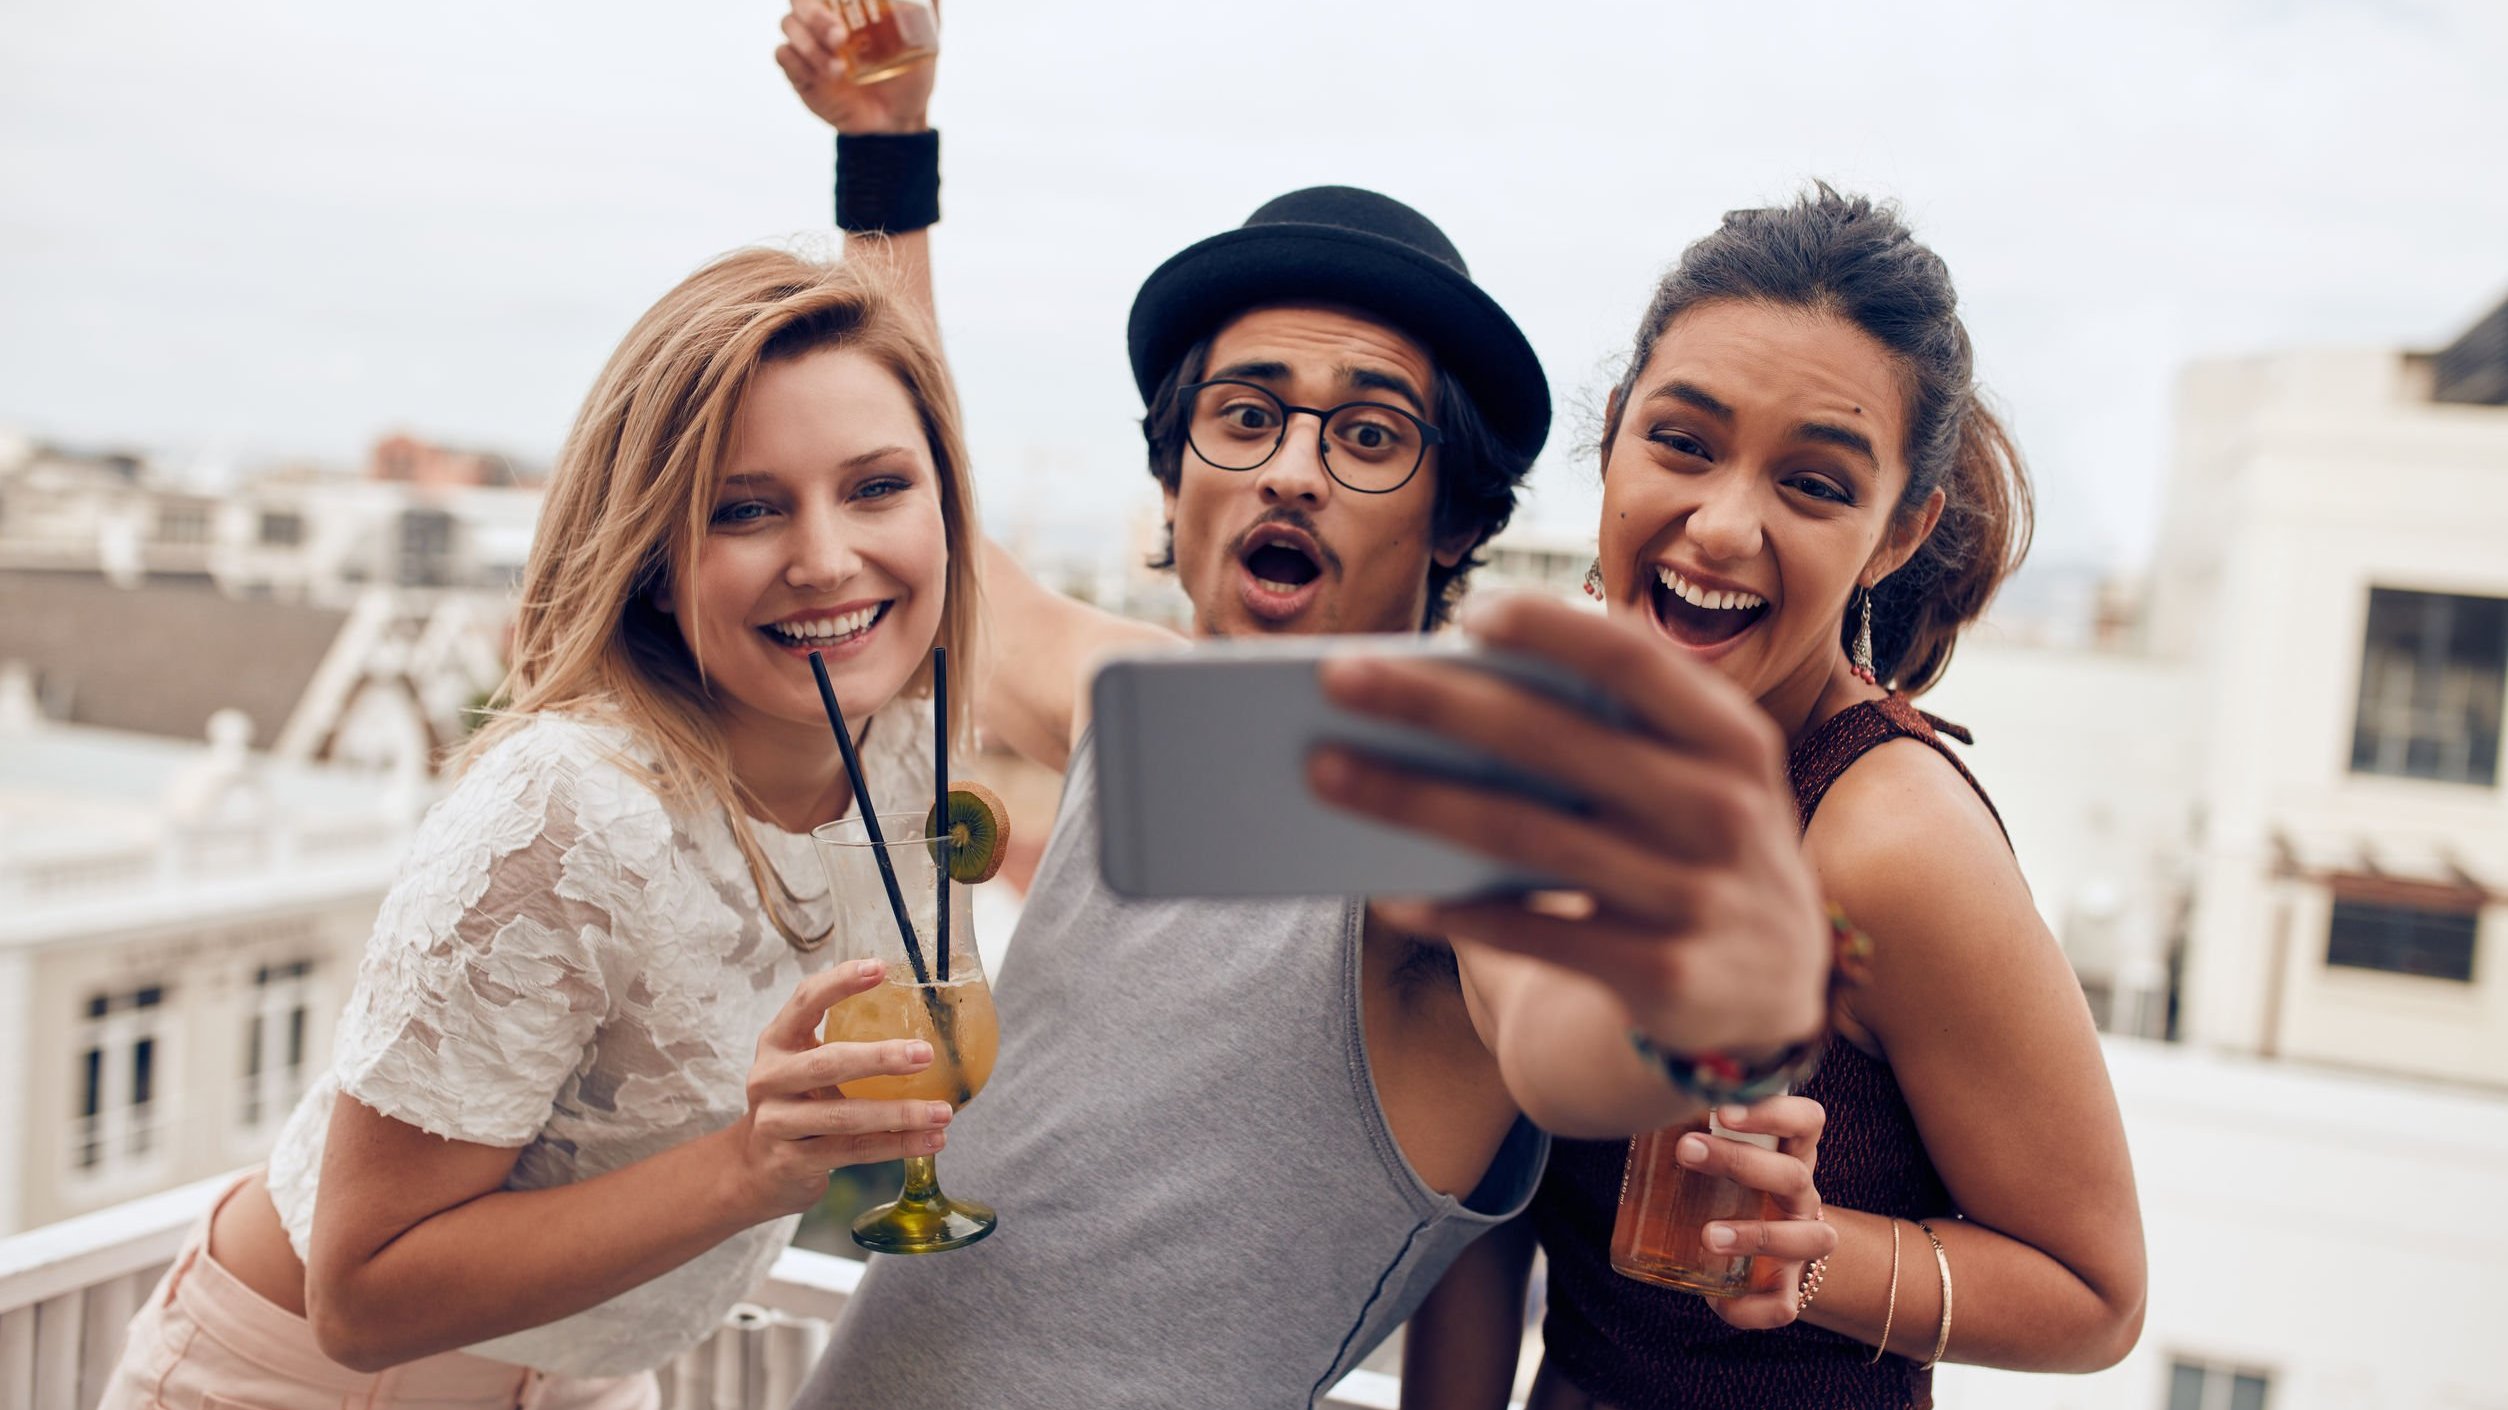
top-left (0, 430), bottom-right (544, 607)
top-left (1467, 521), bottom-right (1605, 611)
top-left (1, 572), bottom-right (506, 770)
top-left (2148, 294), bottom-right (2508, 1090)
top-left (1917, 289), bottom-right (2508, 1410)
top-left (0, 690), bottom-right (418, 1238)
top-left (0, 439), bottom-right (218, 589)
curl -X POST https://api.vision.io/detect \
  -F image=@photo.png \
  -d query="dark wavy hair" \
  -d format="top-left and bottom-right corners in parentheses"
top-left (1139, 334), bottom-right (1532, 630)
top-left (1601, 184), bottom-right (2034, 693)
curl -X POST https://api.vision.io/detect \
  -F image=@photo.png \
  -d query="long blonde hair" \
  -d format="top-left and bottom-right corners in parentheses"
top-left (466, 246), bottom-right (981, 947)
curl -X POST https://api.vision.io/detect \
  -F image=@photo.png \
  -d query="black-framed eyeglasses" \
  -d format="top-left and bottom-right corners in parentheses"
top-left (1178, 379), bottom-right (1445, 495)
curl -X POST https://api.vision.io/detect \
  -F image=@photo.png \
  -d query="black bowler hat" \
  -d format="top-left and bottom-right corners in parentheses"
top-left (1126, 186), bottom-right (1551, 461)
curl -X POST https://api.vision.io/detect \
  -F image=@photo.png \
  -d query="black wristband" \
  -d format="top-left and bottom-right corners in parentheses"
top-left (835, 130), bottom-right (940, 235)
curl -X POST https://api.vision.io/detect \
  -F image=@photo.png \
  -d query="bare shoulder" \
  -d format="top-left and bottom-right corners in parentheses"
top-left (1803, 735), bottom-right (2052, 1019)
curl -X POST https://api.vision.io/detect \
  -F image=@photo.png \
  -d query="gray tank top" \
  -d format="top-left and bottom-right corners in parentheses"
top-left (797, 733), bottom-right (1547, 1408)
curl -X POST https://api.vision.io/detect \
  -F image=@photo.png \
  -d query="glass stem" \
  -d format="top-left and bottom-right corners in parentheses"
top-left (898, 1154), bottom-right (944, 1207)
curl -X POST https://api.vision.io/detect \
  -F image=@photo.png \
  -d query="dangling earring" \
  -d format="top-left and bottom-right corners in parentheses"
top-left (1850, 586), bottom-right (1878, 686)
top-left (1582, 557), bottom-right (1606, 601)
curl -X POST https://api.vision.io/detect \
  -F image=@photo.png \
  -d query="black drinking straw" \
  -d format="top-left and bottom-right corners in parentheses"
top-left (933, 646), bottom-right (950, 983)
top-left (809, 650), bottom-right (932, 987)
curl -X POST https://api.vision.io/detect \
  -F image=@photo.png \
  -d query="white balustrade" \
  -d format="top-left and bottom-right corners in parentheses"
top-left (3, 1180), bottom-right (1410, 1410)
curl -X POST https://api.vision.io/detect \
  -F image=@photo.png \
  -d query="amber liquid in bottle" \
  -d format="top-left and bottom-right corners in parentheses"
top-left (831, 0), bottom-right (937, 84)
top-left (1610, 1110), bottom-right (1781, 1297)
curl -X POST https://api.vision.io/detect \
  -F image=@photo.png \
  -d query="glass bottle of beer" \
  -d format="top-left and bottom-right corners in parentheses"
top-left (1609, 1105), bottom-right (1783, 1297)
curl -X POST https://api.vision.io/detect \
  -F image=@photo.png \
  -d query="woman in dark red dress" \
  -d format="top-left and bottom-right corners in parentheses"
top-left (1386, 187), bottom-right (2148, 1408)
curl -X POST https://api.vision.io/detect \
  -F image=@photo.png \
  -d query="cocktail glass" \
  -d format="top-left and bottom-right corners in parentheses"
top-left (810, 810), bottom-right (998, 1254)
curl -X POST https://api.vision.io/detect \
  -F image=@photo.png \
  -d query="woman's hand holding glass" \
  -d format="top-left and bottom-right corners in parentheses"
top-left (724, 958), bottom-right (952, 1222)
top-left (1678, 1095), bottom-right (1836, 1330)
top-left (777, 0), bottom-right (937, 134)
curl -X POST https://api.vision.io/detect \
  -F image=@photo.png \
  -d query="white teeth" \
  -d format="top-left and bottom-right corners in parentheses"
top-left (1655, 566), bottom-right (1766, 612)
top-left (766, 605), bottom-right (883, 644)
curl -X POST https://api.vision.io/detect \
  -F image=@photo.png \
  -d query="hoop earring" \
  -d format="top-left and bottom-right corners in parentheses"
top-left (1850, 586), bottom-right (1878, 686)
top-left (1582, 557), bottom-right (1605, 600)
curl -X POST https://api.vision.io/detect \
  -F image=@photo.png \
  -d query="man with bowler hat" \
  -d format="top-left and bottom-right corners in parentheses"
top-left (778, 17), bottom-right (1835, 1405)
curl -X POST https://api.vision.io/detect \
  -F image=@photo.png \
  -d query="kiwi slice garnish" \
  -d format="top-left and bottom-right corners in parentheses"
top-left (927, 780), bottom-right (1010, 884)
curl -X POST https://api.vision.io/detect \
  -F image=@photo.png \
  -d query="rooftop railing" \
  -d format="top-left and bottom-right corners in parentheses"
top-left (0, 1175), bottom-right (1406, 1410)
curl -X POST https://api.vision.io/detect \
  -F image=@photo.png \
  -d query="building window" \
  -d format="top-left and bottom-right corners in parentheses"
top-left (75, 985), bottom-right (168, 1176)
top-left (395, 508), bottom-right (457, 587)
top-left (154, 504), bottom-right (211, 544)
top-left (240, 961), bottom-right (316, 1130)
top-left (258, 510), bottom-right (305, 546)
top-left (2168, 1358), bottom-right (2270, 1410)
top-left (2350, 588), bottom-right (2507, 786)
top-left (2327, 897), bottom-right (2479, 982)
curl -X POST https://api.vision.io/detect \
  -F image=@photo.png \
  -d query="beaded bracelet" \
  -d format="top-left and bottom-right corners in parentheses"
top-left (1794, 1254), bottom-right (1830, 1315)
top-left (1627, 903), bottom-right (1871, 1106)
top-left (1626, 1028), bottom-right (1822, 1108)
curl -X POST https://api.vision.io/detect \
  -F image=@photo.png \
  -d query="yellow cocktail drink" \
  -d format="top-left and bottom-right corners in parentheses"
top-left (822, 978), bottom-right (999, 1104)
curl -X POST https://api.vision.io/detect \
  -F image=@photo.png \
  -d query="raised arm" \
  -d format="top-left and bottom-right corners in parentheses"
top-left (972, 536), bottom-right (1178, 772)
top-left (776, 5), bottom-right (1174, 770)
top-left (777, 0), bottom-right (937, 328)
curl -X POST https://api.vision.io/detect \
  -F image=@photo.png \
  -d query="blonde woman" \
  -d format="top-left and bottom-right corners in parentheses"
top-left (101, 248), bottom-right (982, 1410)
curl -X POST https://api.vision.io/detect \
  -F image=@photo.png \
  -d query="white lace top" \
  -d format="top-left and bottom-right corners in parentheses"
top-left (265, 698), bottom-right (933, 1376)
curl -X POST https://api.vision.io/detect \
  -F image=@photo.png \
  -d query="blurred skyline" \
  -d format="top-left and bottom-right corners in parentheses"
top-left (4, 0), bottom-right (2504, 569)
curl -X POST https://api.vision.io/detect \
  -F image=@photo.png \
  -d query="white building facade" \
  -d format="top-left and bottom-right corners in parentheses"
top-left (1919, 298), bottom-right (2508, 1409)
top-left (0, 701), bottom-right (418, 1237)
top-left (2150, 331), bottom-right (2508, 1089)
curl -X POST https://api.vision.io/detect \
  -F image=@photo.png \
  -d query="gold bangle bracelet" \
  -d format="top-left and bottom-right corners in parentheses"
top-left (1867, 1217), bottom-right (1902, 1366)
top-left (1916, 1219), bottom-right (1954, 1369)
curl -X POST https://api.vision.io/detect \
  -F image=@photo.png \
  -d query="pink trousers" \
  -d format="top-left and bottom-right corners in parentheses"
top-left (97, 1179), bottom-right (659, 1410)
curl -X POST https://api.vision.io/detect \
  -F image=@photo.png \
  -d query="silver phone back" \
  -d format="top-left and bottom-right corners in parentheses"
top-left (1091, 636), bottom-right (1603, 900)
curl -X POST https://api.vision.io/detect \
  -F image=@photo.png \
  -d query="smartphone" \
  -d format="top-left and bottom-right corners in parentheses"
top-left (1090, 634), bottom-right (1628, 901)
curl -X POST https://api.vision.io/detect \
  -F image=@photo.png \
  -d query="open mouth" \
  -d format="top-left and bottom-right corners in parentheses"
top-left (1231, 520), bottom-right (1336, 626)
top-left (1648, 565), bottom-right (1769, 649)
top-left (1243, 540), bottom-right (1322, 594)
top-left (760, 601), bottom-right (891, 651)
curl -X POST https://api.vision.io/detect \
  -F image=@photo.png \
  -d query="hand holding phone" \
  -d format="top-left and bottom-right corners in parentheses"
top-left (1090, 633), bottom-right (1627, 901)
top-left (1308, 593), bottom-right (1832, 1058)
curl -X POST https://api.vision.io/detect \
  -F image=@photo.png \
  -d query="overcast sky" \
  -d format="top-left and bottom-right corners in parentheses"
top-left (4, 0), bottom-right (2502, 570)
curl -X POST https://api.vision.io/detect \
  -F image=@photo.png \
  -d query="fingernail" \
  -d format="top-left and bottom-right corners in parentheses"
top-left (853, 959), bottom-right (882, 980)
top-left (906, 1041), bottom-right (933, 1063)
top-left (923, 1131), bottom-right (946, 1151)
top-left (1721, 1105), bottom-right (1751, 1129)
top-left (927, 1102), bottom-right (953, 1125)
top-left (1308, 749), bottom-right (1351, 796)
top-left (1678, 1134), bottom-right (1711, 1164)
top-left (1704, 1224), bottom-right (1736, 1251)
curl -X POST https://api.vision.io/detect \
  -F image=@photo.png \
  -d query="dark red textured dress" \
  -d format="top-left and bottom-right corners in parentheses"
top-left (1530, 696), bottom-right (2004, 1410)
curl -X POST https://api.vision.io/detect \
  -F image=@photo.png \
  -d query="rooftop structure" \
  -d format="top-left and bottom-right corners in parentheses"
top-left (0, 574), bottom-right (347, 750)
top-left (0, 707), bottom-right (421, 1237)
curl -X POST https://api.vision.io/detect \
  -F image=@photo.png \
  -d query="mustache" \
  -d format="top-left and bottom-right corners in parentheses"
top-left (1228, 507), bottom-right (1344, 577)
